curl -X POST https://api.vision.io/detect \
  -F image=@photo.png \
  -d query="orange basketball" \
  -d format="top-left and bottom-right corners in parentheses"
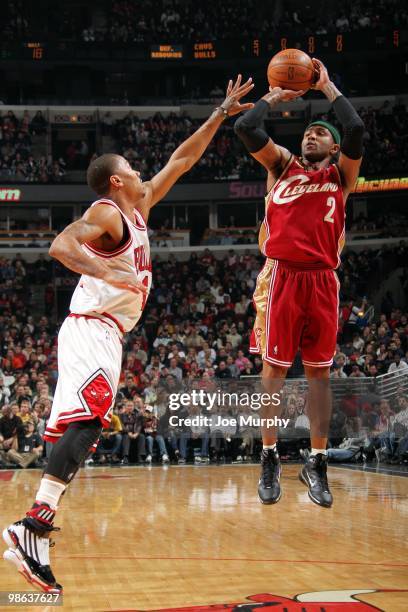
top-left (267, 49), bottom-right (315, 91)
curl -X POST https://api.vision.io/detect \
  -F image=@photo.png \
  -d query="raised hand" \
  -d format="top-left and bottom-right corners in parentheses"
top-left (311, 58), bottom-right (330, 90)
top-left (220, 74), bottom-right (255, 116)
top-left (311, 57), bottom-right (341, 102)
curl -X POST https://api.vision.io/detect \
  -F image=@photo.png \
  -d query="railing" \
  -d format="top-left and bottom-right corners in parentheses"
top-left (242, 370), bottom-right (408, 402)
top-left (0, 231), bottom-right (56, 247)
top-left (150, 230), bottom-right (190, 247)
top-left (376, 369), bottom-right (408, 399)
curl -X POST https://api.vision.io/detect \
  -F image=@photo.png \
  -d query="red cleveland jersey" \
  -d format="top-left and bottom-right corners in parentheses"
top-left (260, 155), bottom-right (345, 269)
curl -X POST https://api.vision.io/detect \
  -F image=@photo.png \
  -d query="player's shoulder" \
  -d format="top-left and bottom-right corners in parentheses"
top-left (268, 148), bottom-right (295, 178)
top-left (83, 198), bottom-right (123, 225)
top-left (266, 150), bottom-right (297, 195)
top-left (277, 146), bottom-right (294, 167)
top-left (90, 197), bottom-right (120, 212)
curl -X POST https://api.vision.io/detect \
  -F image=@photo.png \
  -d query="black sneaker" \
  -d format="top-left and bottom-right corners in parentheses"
top-left (299, 453), bottom-right (333, 508)
top-left (258, 448), bottom-right (282, 504)
top-left (3, 519), bottom-right (62, 593)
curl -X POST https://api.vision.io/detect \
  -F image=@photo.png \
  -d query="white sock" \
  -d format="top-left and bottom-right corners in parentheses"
top-left (263, 443), bottom-right (277, 451)
top-left (35, 478), bottom-right (66, 510)
top-left (310, 448), bottom-right (327, 456)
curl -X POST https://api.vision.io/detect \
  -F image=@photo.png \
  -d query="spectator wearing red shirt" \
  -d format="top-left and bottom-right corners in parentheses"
top-left (341, 389), bottom-right (360, 417)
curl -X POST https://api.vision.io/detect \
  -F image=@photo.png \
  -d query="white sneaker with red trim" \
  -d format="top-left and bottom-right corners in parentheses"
top-left (3, 520), bottom-right (62, 593)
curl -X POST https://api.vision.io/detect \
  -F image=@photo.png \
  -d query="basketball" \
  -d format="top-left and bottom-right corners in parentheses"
top-left (267, 48), bottom-right (315, 91)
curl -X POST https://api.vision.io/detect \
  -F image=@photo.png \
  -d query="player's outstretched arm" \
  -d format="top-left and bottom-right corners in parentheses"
top-left (49, 204), bottom-right (147, 295)
top-left (144, 75), bottom-right (254, 207)
top-left (234, 87), bottom-right (303, 188)
top-left (312, 58), bottom-right (364, 197)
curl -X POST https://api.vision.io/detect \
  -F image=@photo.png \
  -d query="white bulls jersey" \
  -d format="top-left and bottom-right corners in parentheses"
top-left (70, 198), bottom-right (152, 333)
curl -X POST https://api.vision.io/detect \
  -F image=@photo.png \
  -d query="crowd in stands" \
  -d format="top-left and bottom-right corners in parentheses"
top-left (0, 110), bottom-right (66, 183)
top-left (350, 213), bottom-right (408, 237)
top-left (3, 0), bottom-right (407, 44)
top-left (314, 101), bottom-right (408, 175)
top-left (107, 102), bottom-right (408, 182)
top-left (2, 100), bottom-right (406, 184)
top-left (201, 230), bottom-right (258, 246)
top-left (0, 248), bottom-right (407, 469)
top-left (281, 0), bottom-right (408, 36)
top-left (108, 111), bottom-right (254, 182)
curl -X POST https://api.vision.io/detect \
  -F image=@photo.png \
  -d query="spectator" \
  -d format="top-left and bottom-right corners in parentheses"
top-left (95, 410), bottom-right (123, 464)
top-left (294, 399), bottom-right (310, 430)
top-left (30, 111), bottom-right (47, 135)
top-left (388, 353), bottom-right (408, 374)
top-left (215, 361), bottom-right (232, 379)
top-left (187, 405), bottom-right (210, 463)
top-left (168, 357), bottom-right (183, 382)
top-left (6, 420), bottom-right (43, 468)
top-left (143, 405), bottom-right (169, 464)
top-left (0, 404), bottom-right (24, 464)
top-left (119, 399), bottom-right (145, 464)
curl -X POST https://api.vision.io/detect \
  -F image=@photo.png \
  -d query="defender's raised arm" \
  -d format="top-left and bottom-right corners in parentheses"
top-left (142, 75), bottom-right (254, 211)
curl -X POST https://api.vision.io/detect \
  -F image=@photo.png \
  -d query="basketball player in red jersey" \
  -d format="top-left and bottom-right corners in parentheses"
top-left (234, 59), bottom-right (364, 507)
top-left (2, 76), bottom-right (254, 593)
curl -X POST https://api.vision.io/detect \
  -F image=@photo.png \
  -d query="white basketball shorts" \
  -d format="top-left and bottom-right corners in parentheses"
top-left (44, 315), bottom-right (122, 445)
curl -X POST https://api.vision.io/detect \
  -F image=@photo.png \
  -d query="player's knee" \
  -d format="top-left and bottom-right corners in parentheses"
top-left (304, 366), bottom-right (330, 380)
top-left (262, 362), bottom-right (288, 381)
top-left (45, 419), bottom-right (102, 483)
top-left (69, 419), bottom-right (102, 461)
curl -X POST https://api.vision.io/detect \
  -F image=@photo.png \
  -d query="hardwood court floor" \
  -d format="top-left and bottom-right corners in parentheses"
top-left (0, 464), bottom-right (407, 611)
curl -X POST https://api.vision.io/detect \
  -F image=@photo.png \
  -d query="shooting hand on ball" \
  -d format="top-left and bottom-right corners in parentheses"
top-left (263, 87), bottom-right (305, 105)
top-left (311, 58), bottom-right (330, 90)
top-left (311, 57), bottom-right (341, 102)
top-left (220, 74), bottom-right (255, 116)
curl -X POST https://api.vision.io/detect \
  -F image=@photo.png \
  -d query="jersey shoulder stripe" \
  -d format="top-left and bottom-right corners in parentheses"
top-left (84, 198), bottom-right (135, 257)
top-left (133, 209), bottom-right (147, 231)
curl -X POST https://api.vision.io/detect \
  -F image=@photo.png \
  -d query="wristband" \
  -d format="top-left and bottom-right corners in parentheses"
top-left (215, 106), bottom-right (229, 119)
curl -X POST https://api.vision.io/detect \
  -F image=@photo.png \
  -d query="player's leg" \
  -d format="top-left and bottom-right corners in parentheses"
top-left (304, 365), bottom-right (332, 453)
top-left (253, 262), bottom-right (304, 504)
top-left (3, 317), bottom-right (121, 592)
top-left (299, 270), bottom-right (339, 508)
top-left (258, 362), bottom-right (288, 504)
top-left (3, 418), bottom-right (102, 593)
top-left (298, 365), bottom-right (333, 507)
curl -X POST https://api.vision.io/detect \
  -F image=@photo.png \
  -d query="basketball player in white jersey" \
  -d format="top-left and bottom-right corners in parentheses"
top-left (2, 76), bottom-right (254, 593)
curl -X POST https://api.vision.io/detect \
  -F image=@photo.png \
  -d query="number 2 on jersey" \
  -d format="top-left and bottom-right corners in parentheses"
top-left (324, 196), bottom-right (336, 224)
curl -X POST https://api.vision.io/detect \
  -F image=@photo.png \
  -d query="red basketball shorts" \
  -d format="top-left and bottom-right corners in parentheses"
top-left (44, 316), bottom-right (122, 446)
top-left (250, 259), bottom-right (339, 368)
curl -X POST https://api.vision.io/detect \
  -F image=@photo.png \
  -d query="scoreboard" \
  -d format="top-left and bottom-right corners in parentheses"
top-left (150, 44), bottom-right (183, 59)
top-left (0, 30), bottom-right (404, 62)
